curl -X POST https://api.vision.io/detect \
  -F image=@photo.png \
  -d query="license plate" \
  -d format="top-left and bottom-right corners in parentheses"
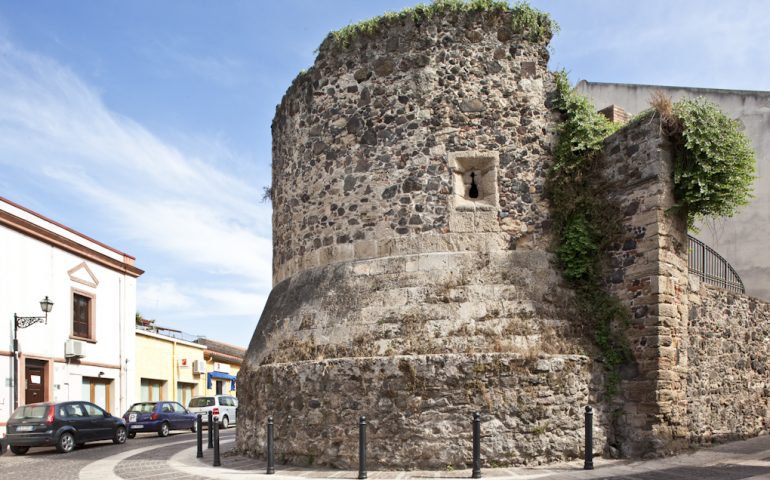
top-left (16, 425), bottom-right (34, 432)
top-left (131, 424), bottom-right (144, 429)
top-left (129, 414), bottom-right (137, 422)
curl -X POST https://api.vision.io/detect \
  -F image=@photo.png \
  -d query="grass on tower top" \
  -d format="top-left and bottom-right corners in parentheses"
top-left (324, 0), bottom-right (557, 49)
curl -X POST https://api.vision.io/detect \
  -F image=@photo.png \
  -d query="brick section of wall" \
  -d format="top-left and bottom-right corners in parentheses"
top-left (598, 115), bottom-right (690, 456)
top-left (687, 281), bottom-right (770, 442)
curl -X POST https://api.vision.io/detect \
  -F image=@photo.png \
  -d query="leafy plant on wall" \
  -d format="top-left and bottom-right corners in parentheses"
top-left (549, 74), bottom-right (756, 395)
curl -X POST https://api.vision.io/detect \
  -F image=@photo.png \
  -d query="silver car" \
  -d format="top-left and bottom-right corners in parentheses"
top-left (187, 395), bottom-right (237, 429)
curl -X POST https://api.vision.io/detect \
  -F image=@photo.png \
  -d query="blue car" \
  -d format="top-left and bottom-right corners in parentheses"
top-left (122, 401), bottom-right (197, 438)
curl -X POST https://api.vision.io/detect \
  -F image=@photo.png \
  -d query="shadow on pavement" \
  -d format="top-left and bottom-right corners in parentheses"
top-left (595, 463), bottom-right (770, 480)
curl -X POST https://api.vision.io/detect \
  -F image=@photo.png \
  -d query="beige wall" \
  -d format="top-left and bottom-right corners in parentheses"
top-left (576, 81), bottom-right (770, 301)
top-left (134, 331), bottom-right (206, 405)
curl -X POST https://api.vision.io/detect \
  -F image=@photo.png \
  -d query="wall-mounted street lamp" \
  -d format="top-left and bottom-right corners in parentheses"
top-left (12, 296), bottom-right (54, 410)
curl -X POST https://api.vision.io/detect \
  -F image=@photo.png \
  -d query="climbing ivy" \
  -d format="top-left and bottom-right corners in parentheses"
top-left (663, 98), bottom-right (757, 230)
top-left (548, 71), bottom-right (629, 395)
top-left (549, 74), bottom-right (757, 396)
top-left (324, 0), bottom-right (557, 49)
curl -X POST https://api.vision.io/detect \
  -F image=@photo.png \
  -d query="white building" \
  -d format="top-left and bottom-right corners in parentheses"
top-left (0, 196), bottom-right (142, 433)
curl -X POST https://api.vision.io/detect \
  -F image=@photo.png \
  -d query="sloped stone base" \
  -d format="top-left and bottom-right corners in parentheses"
top-left (236, 353), bottom-right (604, 469)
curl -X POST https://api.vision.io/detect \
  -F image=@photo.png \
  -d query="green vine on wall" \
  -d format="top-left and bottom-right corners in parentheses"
top-left (549, 76), bottom-right (757, 396)
top-left (547, 71), bottom-right (629, 395)
top-left (655, 96), bottom-right (757, 230)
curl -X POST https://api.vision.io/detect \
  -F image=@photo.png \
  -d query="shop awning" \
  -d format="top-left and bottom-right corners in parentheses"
top-left (207, 371), bottom-right (236, 391)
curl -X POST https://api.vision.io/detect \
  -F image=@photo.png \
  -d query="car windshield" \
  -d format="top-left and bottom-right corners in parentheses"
top-left (189, 397), bottom-right (214, 407)
top-left (128, 402), bottom-right (157, 413)
top-left (10, 404), bottom-right (49, 420)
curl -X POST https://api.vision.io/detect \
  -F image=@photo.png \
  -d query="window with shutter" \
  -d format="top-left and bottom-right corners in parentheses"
top-left (73, 293), bottom-right (91, 339)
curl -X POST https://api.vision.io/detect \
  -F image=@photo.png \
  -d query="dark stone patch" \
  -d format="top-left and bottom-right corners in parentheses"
top-left (466, 30), bottom-right (482, 43)
top-left (361, 130), bottom-right (377, 145)
top-left (385, 37), bottom-right (399, 52)
top-left (624, 200), bottom-right (640, 217)
top-left (354, 68), bottom-right (371, 82)
top-left (460, 99), bottom-right (485, 113)
top-left (521, 61), bottom-right (536, 78)
top-left (402, 177), bottom-right (422, 193)
top-left (382, 185), bottom-right (398, 199)
top-left (622, 239), bottom-right (637, 251)
top-left (312, 142), bottom-right (327, 155)
top-left (414, 54), bottom-right (430, 68)
top-left (344, 175), bottom-right (357, 193)
top-left (373, 58), bottom-right (395, 76)
top-left (359, 87), bottom-right (371, 106)
top-left (347, 115), bottom-right (363, 134)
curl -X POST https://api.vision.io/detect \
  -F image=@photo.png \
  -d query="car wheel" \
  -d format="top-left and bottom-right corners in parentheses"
top-left (158, 422), bottom-right (170, 437)
top-left (191, 421), bottom-right (197, 433)
top-left (221, 416), bottom-right (229, 430)
top-left (56, 432), bottom-right (75, 453)
top-left (128, 432), bottom-right (136, 439)
top-left (113, 426), bottom-right (127, 444)
top-left (10, 445), bottom-right (30, 455)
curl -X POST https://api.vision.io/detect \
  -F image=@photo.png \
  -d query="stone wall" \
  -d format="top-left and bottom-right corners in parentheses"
top-left (687, 281), bottom-right (770, 442)
top-left (241, 4), bottom-right (769, 470)
top-left (239, 8), bottom-right (608, 469)
top-left (238, 353), bottom-right (605, 469)
top-left (270, 9), bottom-right (557, 285)
top-left (597, 115), bottom-right (690, 456)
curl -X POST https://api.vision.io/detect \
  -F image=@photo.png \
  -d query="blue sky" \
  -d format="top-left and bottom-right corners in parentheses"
top-left (1, 1), bottom-right (769, 346)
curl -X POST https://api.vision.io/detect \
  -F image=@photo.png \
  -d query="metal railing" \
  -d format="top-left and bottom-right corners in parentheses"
top-left (688, 235), bottom-right (745, 294)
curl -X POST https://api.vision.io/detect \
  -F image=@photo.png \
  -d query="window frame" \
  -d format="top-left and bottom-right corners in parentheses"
top-left (71, 288), bottom-right (96, 342)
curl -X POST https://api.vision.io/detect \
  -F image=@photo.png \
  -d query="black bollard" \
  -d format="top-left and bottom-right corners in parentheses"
top-left (472, 412), bottom-right (481, 479)
top-left (358, 416), bottom-right (367, 480)
top-left (266, 416), bottom-right (275, 474)
top-left (213, 417), bottom-right (222, 467)
top-left (584, 406), bottom-right (594, 470)
top-left (196, 414), bottom-right (203, 458)
top-left (208, 410), bottom-right (214, 449)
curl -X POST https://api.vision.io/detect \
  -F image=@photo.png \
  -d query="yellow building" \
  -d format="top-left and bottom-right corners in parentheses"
top-left (134, 329), bottom-right (207, 406)
top-left (196, 339), bottom-right (244, 397)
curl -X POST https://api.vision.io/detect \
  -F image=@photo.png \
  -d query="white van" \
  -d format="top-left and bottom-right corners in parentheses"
top-left (187, 395), bottom-right (238, 429)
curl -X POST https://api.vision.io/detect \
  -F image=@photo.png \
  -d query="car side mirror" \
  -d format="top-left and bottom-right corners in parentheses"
top-left (104, 412), bottom-right (111, 417)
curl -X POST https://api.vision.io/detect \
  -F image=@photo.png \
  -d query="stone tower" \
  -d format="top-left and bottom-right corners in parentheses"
top-left (237, 3), bottom-right (770, 470)
top-left (236, 7), bottom-right (603, 469)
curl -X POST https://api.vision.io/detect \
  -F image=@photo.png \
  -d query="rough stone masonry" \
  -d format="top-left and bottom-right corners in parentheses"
top-left (238, 6), bottom-right (770, 469)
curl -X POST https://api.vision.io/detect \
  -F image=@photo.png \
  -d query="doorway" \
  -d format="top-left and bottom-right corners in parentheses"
top-left (82, 377), bottom-right (113, 412)
top-left (25, 359), bottom-right (47, 404)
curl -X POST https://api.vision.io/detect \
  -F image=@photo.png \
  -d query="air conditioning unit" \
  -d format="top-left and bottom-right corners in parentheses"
top-left (64, 339), bottom-right (85, 358)
top-left (192, 360), bottom-right (206, 374)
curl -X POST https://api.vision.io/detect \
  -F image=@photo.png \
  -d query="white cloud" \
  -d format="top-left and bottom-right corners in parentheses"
top-left (0, 40), bottom-right (273, 338)
top-left (138, 279), bottom-right (196, 311)
top-left (547, 0), bottom-right (770, 91)
top-left (138, 38), bottom-right (248, 87)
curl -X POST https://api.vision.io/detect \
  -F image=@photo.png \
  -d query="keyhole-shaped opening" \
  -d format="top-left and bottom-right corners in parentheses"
top-left (469, 172), bottom-right (479, 199)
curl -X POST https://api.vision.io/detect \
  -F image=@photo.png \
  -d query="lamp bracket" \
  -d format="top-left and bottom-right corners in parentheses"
top-left (15, 315), bottom-right (47, 329)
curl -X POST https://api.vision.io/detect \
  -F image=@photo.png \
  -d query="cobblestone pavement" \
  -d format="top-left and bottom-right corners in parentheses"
top-left (1, 430), bottom-right (769, 479)
top-left (0, 428), bottom-right (233, 480)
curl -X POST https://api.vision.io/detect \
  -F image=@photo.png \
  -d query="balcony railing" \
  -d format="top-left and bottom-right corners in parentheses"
top-left (688, 235), bottom-right (745, 294)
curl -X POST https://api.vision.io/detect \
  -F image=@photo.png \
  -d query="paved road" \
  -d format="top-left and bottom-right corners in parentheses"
top-left (1, 430), bottom-right (768, 479)
top-left (0, 428), bottom-right (235, 480)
